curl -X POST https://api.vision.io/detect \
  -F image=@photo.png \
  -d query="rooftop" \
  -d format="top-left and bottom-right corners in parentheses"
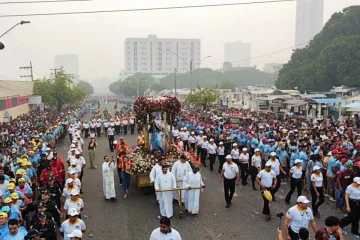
top-left (0, 80), bottom-right (34, 99)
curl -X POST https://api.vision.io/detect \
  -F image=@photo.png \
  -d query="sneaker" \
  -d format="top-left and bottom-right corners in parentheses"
top-left (324, 193), bottom-right (329, 197)
top-left (226, 203), bottom-right (230, 208)
top-left (329, 197), bottom-right (335, 202)
top-left (354, 234), bottom-right (360, 239)
top-left (124, 194), bottom-right (128, 199)
top-left (342, 230), bottom-right (348, 235)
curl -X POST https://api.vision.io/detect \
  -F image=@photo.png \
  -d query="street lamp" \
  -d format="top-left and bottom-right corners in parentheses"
top-left (200, 56), bottom-right (212, 66)
top-left (0, 20), bottom-right (30, 50)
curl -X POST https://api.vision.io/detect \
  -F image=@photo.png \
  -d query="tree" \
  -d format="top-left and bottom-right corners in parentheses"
top-left (276, 6), bottom-right (360, 92)
top-left (109, 73), bottom-right (156, 97)
top-left (186, 87), bottom-right (220, 109)
top-left (160, 68), bottom-right (276, 89)
top-left (76, 81), bottom-right (94, 95)
top-left (33, 69), bottom-right (86, 112)
top-left (150, 83), bottom-right (166, 93)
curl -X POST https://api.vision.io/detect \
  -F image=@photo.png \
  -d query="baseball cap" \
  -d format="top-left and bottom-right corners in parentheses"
top-left (265, 162), bottom-right (272, 167)
top-left (10, 193), bottom-right (19, 199)
top-left (254, 148), bottom-right (260, 152)
top-left (354, 177), bottom-right (360, 184)
top-left (75, 151), bottom-right (80, 155)
top-left (294, 159), bottom-right (303, 164)
top-left (242, 148), bottom-right (247, 152)
top-left (8, 183), bottom-right (15, 189)
top-left (297, 196), bottom-right (310, 204)
top-left (313, 166), bottom-right (321, 171)
top-left (0, 206), bottom-right (10, 213)
top-left (70, 189), bottom-right (79, 196)
top-left (65, 178), bottom-right (74, 185)
top-left (69, 169), bottom-right (76, 175)
top-left (68, 230), bottom-right (83, 238)
top-left (270, 152), bottom-right (277, 157)
top-left (225, 155), bottom-right (232, 159)
top-left (67, 208), bottom-right (79, 216)
top-left (3, 197), bottom-right (12, 204)
top-left (0, 212), bottom-right (8, 218)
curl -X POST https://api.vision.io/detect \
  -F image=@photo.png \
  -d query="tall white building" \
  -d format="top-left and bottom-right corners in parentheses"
top-left (295, 0), bottom-right (324, 48)
top-left (54, 54), bottom-right (80, 84)
top-left (224, 41), bottom-right (251, 67)
top-left (124, 35), bottom-right (201, 79)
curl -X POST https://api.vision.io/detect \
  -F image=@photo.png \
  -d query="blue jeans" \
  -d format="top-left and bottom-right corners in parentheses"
top-left (334, 188), bottom-right (345, 209)
top-left (120, 171), bottom-right (131, 193)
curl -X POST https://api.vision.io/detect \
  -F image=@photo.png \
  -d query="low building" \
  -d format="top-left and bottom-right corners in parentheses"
top-left (0, 80), bottom-right (36, 122)
top-left (329, 85), bottom-right (359, 98)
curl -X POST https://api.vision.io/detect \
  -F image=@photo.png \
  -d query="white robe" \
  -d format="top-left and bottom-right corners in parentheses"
top-left (183, 171), bottom-right (204, 214)
top-left (102, 161), bottom-right (117, 199)
top-left (155, 172), bottom-right (176, 218)
top-left (149, 227), bottom-right (182, 240)
top-left (171, 161), bottom-right (192, 201)
top-left (150, 164), bottom-right (163, 201)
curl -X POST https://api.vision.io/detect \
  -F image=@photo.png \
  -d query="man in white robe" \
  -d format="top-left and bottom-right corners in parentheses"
top-left (171, 155), bottom-right (192, 202)
top-left (150, 159), bottom-right (164, 201)
top-left (155, 165), bottom-right (176, 218)
top-left (102, 155), bottom-right (117, 200)
top-left (183, 167), bottom-right (205, 215)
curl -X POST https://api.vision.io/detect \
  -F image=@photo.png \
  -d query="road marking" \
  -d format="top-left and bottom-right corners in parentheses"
top-left (205, 226), bottom-right (219, 240)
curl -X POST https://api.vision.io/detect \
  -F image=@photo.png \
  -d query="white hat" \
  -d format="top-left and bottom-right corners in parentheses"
top-left (72, 140), bottom-right (76, 143)
top-left (270, 152), bottom-right (277, 157)
top-left (70, 189), bottom-right (79, 196)
top-left (75, 151), bottom-right (81, 155)
top-left (65, 178), bottom-right (74, 185)
top-left (69, 169), bottom-right (76, 175)
top-left (233, 143), bottom-right (238, 147)
top-left (294, 159), bottom-right (303, 164)
top-left (202, 136), bottom-right (207, 139)
top-left (46, 147), bottom-right (51, 151)
top-left (327, 151), bottom-right (332, 156)
top-left (209, 139), bottom-right (214, 142)
top-left (225, 155), bottom-right (232, 159)
top-left (113, 140), bottom-right (118, 144)
top-left (67, 208), bottom-right (79, 216)
top-left (68, 230), bottom-right (83, 238)
top-left (70, 144), bottom-right (75, 148)
top-left (242, 148), bottom-right (247, 152)
top-left (191, 132), bottom-right (195, 134)
top-left (297, 196), bottom-right (310, 204)
top-left (199, 131), bottom-right (203, 134)
top-left (184, 127), bottom-right (187, 130)
top-left (313, 166), bottom-right (321, 171)
top-left (11, 149), bottom-right (16, 154)
top-left (265, 162), bottom-right (272, 167)
top-left (353, 177), bottom-right (360, 184)
top-left (219, 142), bottom-right (224, 145)
top-left (254, 148), bottom-right (260, 152)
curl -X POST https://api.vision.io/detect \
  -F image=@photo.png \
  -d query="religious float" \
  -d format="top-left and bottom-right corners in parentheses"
top-left (129, 96), bottom-right (197, 189)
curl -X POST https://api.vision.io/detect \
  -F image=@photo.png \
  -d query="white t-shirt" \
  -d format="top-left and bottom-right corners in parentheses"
top-left (208, 144), bottom-right (217, 154)
top-left (217, 147), bottom-right (225, 156)
top-left (257, 170), bottom-right (276, 188)
top-left (181, 132), bottom-right (189, 141)
top-left (60, 219), bottom-right (86, 240)
top-left (290, 166), bottom-right (303, 179)
top-left (150, 227), bottom-right (182, 240)
top-left (311, 173), bottom-right (323, 188)
top-left (68, 166), bottom-right (81, 178)
top-left (64, 198), bottom-right (84, 213)
top-left (223, 162), bottom-right (239, 179)
top-left (201, 141), bottom-right (208, 149)
top-left (251, 155), bottom-right (261, 168)
top-left (267, 159), bottom-right (281, 176)
top-left (346, 184), bottom-right (360, 200)
top-left (239, 153), bottom-right (249, 164)
top-left (231, 149), bottom-right (239, 160)
top-left (188, 136), bottom-right (196, 144)
top-left (286, 206), bottom-right (314, 233)
top-left (62, 186), bottom-right (80, 200)
top-left (75, 156), bottom-right (86, 169)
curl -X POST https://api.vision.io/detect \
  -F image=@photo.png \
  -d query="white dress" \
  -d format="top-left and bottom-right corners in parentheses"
top-left (171, 161), bottom-right (192, 201)
top-left (102, 161), bottom-right (117, 199)
top-left (155, 172), bottom-right (176, 218)
top-left (183, 171), bottom-right (204, 214)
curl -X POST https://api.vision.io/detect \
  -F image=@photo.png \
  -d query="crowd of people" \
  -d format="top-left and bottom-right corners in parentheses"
top-left (0, 106), bottom-right (86, 239)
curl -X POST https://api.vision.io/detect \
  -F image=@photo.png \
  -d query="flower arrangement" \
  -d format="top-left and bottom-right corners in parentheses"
top-left (130, 145), bottom-right (193, 175)
top-left (133, 96), bottom-right (181, 125)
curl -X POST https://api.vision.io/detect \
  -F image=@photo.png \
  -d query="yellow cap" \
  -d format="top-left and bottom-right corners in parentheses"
top-left (18, 178), bottom-right (25, 182)
top-left (21, 155), bottom-right (28, 159)
top-left (3, 197), bottom-right (12, 203)
top-left (15, 169), bottom-right (23, 175)
top-left (26, 162), bottom-right (32, 166)
top-left (8, 183), bottom-right (15, 189)
top-left (0, 212), bottom-right (8, 218)
top-left (10, 193), bottom-right (19, 199)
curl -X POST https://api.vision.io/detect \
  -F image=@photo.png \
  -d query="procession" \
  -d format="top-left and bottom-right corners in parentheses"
top-left (0, 95), bottom-right (359, 240)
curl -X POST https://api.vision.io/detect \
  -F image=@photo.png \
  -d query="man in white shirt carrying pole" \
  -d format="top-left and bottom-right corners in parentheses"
top-left (219, 155), bottom-right (240, 208)
top-left (171, 155), bottom-right (192, 203)
top-left (155, 165), bottom-right (176, 218)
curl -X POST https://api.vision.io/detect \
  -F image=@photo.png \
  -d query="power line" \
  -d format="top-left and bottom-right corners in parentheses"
top-left (0, 0), bottom-right (295, 18)
top-left (203, 41), bottom-right (310, 66)
top-left (0, 0), bottom-right (94, 4)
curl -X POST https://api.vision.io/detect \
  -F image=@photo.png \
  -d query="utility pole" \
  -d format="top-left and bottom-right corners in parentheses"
top-left (50, 68), bottom-right (59, 79)
top-left (174, 68), bottom-right (177, 97)
top-left (19, 61), bottom-right (33, 81)
top-left (190, 60), bottom-right (193, 92)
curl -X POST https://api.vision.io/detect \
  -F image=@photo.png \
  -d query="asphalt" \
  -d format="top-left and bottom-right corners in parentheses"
top-left (56, 103), bottom-right (353, 240)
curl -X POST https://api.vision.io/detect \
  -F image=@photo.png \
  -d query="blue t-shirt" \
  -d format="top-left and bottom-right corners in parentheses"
top-left (327, 157), bottom-right (339, 176)
top-left (0, 227), bottom-right (27, 240)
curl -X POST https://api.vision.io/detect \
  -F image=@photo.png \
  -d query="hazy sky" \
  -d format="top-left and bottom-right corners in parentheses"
top-left (0, 0), bottom-right (358, 84)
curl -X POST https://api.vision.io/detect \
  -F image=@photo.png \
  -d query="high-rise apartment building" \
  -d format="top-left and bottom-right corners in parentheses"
top-left (124, 35), bottom-right (201, 79)
top-left (54, 54), bottom-right (80, 84)
top-left (295, 0), bottom-right (324, 47)
top-left (224, 41), bottom-right (251, 67)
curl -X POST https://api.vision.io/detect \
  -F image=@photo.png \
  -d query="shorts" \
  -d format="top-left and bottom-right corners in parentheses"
top-left (327, 177), bottom-right (334, 189)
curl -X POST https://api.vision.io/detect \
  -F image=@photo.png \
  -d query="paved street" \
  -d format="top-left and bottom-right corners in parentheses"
top-left (56, 103), bottom-right (352, 240)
